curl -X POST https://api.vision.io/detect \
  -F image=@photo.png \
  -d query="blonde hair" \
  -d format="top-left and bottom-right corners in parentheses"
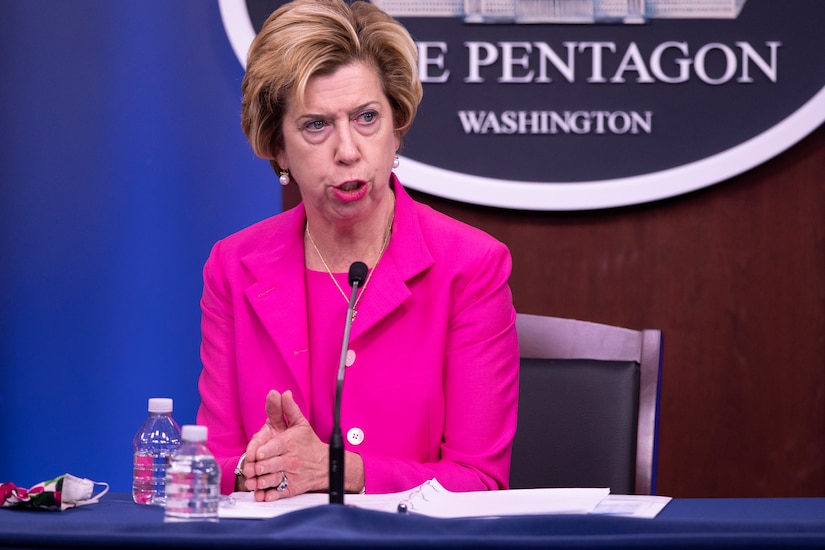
top-left (241, 0), bottom-right (422, 171)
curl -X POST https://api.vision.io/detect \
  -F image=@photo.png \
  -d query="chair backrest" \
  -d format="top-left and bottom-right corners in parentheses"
top-left (510, 313), bottom-right (663, 495)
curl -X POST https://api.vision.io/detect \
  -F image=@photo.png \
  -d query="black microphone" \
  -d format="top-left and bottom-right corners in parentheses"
top-left (329, 261), bottom-right (368, 504)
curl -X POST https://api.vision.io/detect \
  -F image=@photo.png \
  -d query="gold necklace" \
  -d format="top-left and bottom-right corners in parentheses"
top-left (305, 215), bottom-right (393, 320)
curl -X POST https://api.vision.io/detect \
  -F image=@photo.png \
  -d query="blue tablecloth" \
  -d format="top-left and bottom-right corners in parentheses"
top-left (1, 492), bottom-right (824, 549)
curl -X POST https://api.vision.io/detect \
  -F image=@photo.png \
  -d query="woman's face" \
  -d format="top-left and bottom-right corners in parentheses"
top-left (276, 61), bottom-right (400, 227)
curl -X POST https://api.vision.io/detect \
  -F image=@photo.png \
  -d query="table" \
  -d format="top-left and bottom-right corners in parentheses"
top-left (1, 492), bottom-right (824, 549)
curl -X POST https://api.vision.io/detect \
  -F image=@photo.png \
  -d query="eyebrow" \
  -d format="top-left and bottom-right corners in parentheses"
top-left (296, 101), bottom-right (383, 122)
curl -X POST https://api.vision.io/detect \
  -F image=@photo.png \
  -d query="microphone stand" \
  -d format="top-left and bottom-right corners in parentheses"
top-left (329, 262), bottom-right (367, 504)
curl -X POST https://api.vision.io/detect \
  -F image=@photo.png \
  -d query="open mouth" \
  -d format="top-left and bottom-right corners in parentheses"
top-left (338, 181), bottom-right (365, 192)
top-left (333, 180), bottom-right (369, 203)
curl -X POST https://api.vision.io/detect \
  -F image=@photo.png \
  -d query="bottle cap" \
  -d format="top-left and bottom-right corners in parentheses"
top-left (181, 425), bottom-right (208, 442)
top-left (148, 398), bottom-right (174, 413)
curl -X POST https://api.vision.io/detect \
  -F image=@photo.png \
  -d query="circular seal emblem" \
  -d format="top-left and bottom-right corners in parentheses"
top-left (219, 0), bottom-right (825, 210)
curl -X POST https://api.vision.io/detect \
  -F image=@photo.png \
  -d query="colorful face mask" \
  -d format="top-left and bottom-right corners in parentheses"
top-left (0, 474), bottom-right (109, 511)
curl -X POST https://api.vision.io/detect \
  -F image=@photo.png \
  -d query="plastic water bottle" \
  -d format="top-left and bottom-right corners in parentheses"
top-left (164, 424), bottom-right (221, 523)
top-left (132, 397), bottom-right (182, 505)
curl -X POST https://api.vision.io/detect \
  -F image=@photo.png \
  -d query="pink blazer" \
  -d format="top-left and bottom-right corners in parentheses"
top-left (197, 179), bottom-right (519, 495)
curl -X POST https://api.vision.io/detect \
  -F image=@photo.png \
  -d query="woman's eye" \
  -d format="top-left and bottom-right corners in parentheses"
top-left (359, 111), bottom-right (377, 124)
top-left (305, 120), bottom-right (326, 131)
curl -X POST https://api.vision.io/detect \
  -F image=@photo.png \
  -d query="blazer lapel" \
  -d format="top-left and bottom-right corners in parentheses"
top-left (350, 180), bottom-right (434, 339)
top-left (242, 206), bottom-right (312, 409)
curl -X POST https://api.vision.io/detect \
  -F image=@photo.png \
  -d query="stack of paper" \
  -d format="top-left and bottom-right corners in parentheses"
top-left (218, 479), bottom-right (670, 520)
top-left (396, 479), bottom-right (608, 517)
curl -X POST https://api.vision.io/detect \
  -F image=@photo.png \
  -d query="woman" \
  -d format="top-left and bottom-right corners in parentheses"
top-left (196, 0), bottom-right (519, 501)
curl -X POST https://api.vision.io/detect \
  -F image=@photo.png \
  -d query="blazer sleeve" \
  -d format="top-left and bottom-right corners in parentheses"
top-left (195, 239), bottom-right (248, 494)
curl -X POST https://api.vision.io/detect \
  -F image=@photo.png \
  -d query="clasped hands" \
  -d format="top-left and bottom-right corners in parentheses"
top-left (238, 389), bottom-right (364, 502)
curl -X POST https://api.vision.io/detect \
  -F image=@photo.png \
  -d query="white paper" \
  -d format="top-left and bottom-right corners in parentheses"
top-left (590, 494), bottom-right (672, 518)
top-left (219, 487), bottom-right (417, 519)
top-left (396, 479), bottom-right (610, 518)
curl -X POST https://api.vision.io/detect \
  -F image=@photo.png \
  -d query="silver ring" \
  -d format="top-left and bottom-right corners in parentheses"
top-left (276, 471), bottom-right (289, 492)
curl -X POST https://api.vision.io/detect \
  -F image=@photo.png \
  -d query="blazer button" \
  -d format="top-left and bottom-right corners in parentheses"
top-left (346, 427), bottom-right (364, 446)
top-left (345, 349), bottom-right (356, 367)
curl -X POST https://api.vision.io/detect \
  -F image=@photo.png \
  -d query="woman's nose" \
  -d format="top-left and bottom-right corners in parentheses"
top-left (334, 124), bottom-right (361, 164)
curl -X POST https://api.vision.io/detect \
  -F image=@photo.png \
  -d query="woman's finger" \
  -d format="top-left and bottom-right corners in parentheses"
top-left (265, 389), bottom-right (288, 431)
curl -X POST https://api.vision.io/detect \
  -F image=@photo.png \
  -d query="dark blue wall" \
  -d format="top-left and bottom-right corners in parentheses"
top-left (0, 1), bottom-right (278, 491)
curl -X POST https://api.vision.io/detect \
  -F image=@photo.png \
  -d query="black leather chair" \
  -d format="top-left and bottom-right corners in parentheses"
top-left (510, 313), bottom-right (663, 495)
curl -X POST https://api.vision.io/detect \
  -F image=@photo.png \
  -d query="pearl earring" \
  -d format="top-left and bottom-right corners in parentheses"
top-left (392, 155), bottom-right (400, 169)
top-left (279, 170), bottom-right (290, 186)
